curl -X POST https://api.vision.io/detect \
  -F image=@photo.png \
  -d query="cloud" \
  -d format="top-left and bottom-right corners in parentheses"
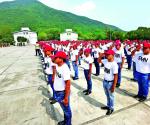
top-left (38, 0), bottom-right (65, 10)
top-left (0, 0), bottom-right (14, 3)
top-left (73, 1), bottom-right (96, 15)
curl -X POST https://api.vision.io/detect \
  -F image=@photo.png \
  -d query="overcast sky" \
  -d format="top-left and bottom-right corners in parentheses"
top-left (0, 0), bottom-right (150, 31)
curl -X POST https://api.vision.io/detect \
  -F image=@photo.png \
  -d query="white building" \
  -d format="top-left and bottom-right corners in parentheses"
top-left (13, 27), bottom-right (38, 46)
top-left (60, 29), bottom-right (78, 41)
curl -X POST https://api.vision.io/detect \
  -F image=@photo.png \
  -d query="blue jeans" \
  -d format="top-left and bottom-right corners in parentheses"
top-left (78, 57), bottom-right (81, 65)
top-left (124, 48), bottom-right (127, 57)
top-left (136, 72), bottom-right (150, 98)
top-left (103, 80), bottom-right (114, 110)
top-left (94, 58), bottom-right (100, 75)
top-left (48, 75), bottom-right (56, 99)
top-left (84, 69), bottom-right (92, 92)
top-left (55, 91), bottom-right (72, 125)
top-left (72, 61), bottom-right (79, 78)
top-left (117, 63), bottom-right (122, 86)
top-left (91, 52), bottom-right (94, 58)
top-left (133, 62), bottom-right (138, 80)
top-left (127, 55), bottom-right (132, 69)
top-left (66, 59), bottom-right (71, 69)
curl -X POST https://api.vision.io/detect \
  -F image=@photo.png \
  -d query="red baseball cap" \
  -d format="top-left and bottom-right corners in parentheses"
top-left (54, 51), bottom-right (67, 59)
top-left (143, 42), bottom-right (150, 48)
top-left (136, 44), bottom-right (141, 49)
top-left (84, 48), bottom-right (91, 53)
top-left (105, 49), bottom-right (115, 55)
top-left (44, 46), bottom-right (54, 52)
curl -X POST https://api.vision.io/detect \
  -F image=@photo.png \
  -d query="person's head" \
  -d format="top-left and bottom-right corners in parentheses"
top-left (84, 49), bottom-right (91, 57)
top-left (95, 44), bottom-right (99, 48)
top-left (54, 51), bottom-right (67, 66)
top-left (143, 42), bottom-right (150, 55)
top-left (44, 46), bottom-right (54, 56)
top-left (73, 45), bottom-right (77, 50)
top-left (45, 50), bottom-right (52, 57)
top-left (115, 43), bottom-right (121, 50)
top-left (105, 50), bottom-right (115, 62)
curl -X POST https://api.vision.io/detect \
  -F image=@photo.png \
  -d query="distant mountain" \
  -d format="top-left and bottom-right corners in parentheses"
top-left (0, 0), bottom-right (123, 40)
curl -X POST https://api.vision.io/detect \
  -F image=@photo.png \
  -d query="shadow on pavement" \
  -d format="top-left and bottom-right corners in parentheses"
top-left (71, 81), bottom-right (105, 108)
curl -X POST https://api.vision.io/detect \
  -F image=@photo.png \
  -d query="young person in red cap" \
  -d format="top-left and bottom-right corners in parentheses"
top-left (113, 42), bottom-right (125, 88)
top-left (125, 42), bottom-right (133, 70)
top-left (99, 49), bottom-right (118, 115)
top-left (131, 44), bottom-right (142, 81)
top-left (132, 42), bottom-right (150, 102)
top-left (70, 45), bottom-right (79, 80)
top-left (53, 51), bottom-right (72, 125)
top-left (44, 46), bottom-right (57, 104)
top-left (93, 44), bottom-right (101, 76)
top-left (82, 48), bottom-right (93, 95)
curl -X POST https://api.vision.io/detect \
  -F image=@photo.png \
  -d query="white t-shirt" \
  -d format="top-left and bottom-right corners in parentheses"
top-left (70, 49), bottom-right (78, 61)
top-left (113, 48), bottom-right (125, 63)
top-left (54, 63), bottom-right (71, 91)
top-left (101, 45), bottom-right (108, 51)
top-left (45, 57), bottom-right (56, 74)
top-left (125, 45), bottom-right (132, 55)
top-left (102, 59), bottom-right (118, 81)
top-left (93, 48), bottom-right (101, 58)
top-left (134, 53), bottom-right (150, 74)
top-left (82, 55), bottom-right (94, 70)
top-left (132, 50), bottom-right (143, 62)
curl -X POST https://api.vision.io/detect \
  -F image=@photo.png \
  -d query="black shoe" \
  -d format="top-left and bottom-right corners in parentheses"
top-left (139, 97), bottom-right (147, 102)
top-left (73, 77), bottom-right (79, 80)
top-left (50, 99), bottom-right (57, 104)
top-left (116, 84), bottom-right (120, 88)
top-left (130, 78), bottom-right (137, 82)
top-left (49, 97), bottom-right (54, 101)
top-left (101, 106), bottom-right (109, 110)
top-left (133, 95), bottom-right (140, 99)
top-left (83, 90), bottom-right (88, 93)
top-left (84, 91), bottom-right (92, 95)
top-left (57, 121), bottom-right (65, 125)
top-left (94, 74), bottom-right (99, 76)
top-left (106, 109), bottom-right (114, 115)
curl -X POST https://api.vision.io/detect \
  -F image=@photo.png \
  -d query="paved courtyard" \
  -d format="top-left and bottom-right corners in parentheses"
top-left (0, 45), bottom-right (150, 125)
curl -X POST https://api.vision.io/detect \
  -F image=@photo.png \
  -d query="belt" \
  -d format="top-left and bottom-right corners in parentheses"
top-left (55, 90), bottom-right (65, 93)
top-left (104, 79), bottom-right (114, 82)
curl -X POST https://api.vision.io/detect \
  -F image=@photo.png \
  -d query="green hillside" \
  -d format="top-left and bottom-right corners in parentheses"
top-left (0, 0), bottom-right (123, 43)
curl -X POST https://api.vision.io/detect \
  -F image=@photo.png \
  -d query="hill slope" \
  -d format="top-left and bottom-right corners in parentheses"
top-left (0, 0), bottom-right (123, 41)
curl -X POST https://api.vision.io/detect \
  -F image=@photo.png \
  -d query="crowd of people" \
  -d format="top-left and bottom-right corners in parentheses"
top-left (35, 40), bottom-right (150, 125)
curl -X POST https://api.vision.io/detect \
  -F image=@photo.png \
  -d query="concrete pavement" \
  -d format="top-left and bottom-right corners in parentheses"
top-left (0, 45), bottom-right (150, 125)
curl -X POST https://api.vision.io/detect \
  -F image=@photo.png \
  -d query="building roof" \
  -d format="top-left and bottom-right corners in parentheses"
top-left (21, 27), bottom-right (30, 31)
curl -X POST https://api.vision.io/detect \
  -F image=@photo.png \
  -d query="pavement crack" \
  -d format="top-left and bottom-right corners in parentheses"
top-left (23, 116), bottom-right (38, 123)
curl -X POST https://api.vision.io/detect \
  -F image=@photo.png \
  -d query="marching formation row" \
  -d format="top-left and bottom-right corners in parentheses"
top-left (35, 40), bottom-right (150, 125)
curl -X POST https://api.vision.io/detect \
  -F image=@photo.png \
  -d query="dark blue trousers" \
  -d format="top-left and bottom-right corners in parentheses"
top-left (136, 72), bottom-right (150, 98)
top-left (117, 63), bottom-right (122, 86)
top-left (127, 55), bottom-right (132, 69)
top-left (84, 69), bottom-right (92, 92)
top-left (94, 58), bottom-right (100, 75)
top-left (133, 62), bottom-right (138, 80)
